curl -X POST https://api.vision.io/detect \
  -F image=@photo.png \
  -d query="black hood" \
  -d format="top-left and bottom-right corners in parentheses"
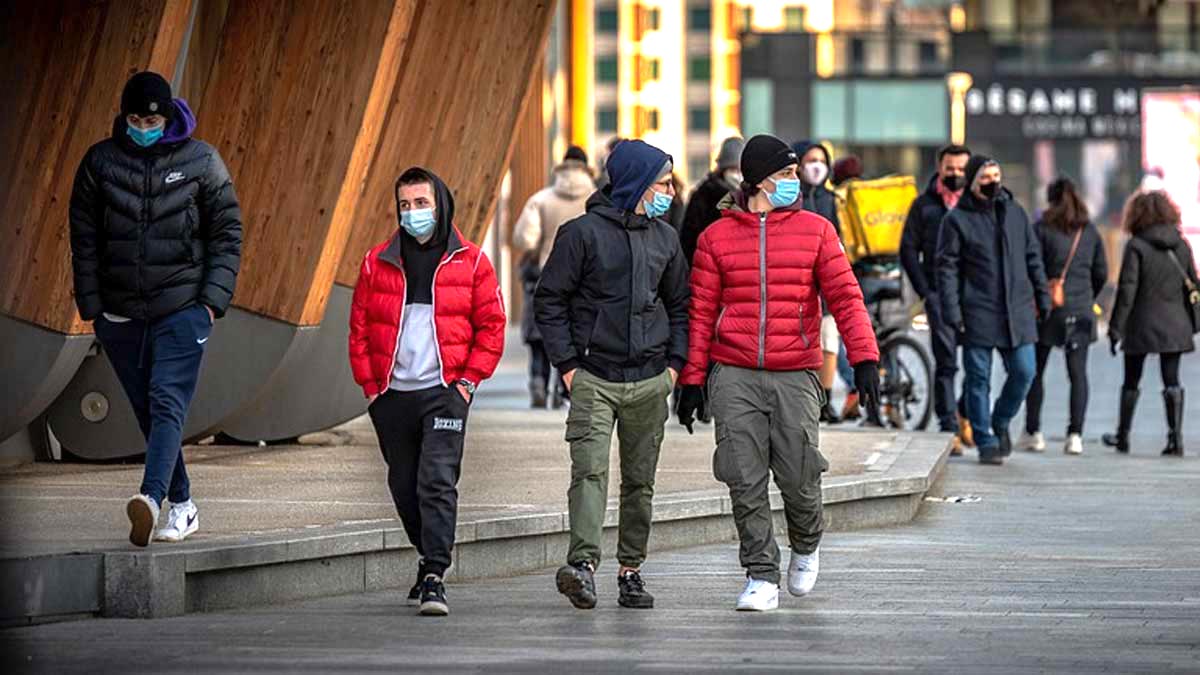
top-left (1135, 222), bottom-right (1186, 250)
top-left (394, 168), bottom-right (458, 250)
top-left (922, 172), bottom-right (941, 197)
top-left (586, 185), bottom-right (654, 230)
top-left (791, 139), bottom-right (831, 167)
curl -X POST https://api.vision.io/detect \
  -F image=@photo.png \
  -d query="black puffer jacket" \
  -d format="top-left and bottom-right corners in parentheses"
top-left (900, 174), bottom-right (950, 300)
top-left (534, 188), bottom-right (691, 383)
top-left (69, 101), bottom-right (242, 321)
top-left (936, 188), bottom-right (1051, 349)
top-left (1035, 221), bottom-right (1107, 347)
top-left (680, 172), bottom-right (733, 266)
top-left (1110, 223), bottom-right (1198, 355)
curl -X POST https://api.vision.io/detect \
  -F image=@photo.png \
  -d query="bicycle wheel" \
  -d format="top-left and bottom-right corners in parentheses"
top-left (879, 333), bottom-right (933, 431)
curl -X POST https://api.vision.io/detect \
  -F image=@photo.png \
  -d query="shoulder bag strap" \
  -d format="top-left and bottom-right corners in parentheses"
top-left (1164, 248), bottom-right (1199, 295)
top-left (1058, 229), bottom-right (1083, 281)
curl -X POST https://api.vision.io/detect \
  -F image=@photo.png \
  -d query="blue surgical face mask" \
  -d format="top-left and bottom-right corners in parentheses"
top-left (127, 123), bottom-right (164, 148)
top-left (642, 190), bottom-right (673, 219)
top-left (767, 177), bottom-right (800, 208)
top-left (400, 208), bottom-right (436, 238)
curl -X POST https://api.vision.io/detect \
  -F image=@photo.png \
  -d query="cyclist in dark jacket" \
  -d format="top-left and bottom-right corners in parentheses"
top-left (1103, 190), bottom-right (1198, 457)
top-left (1020, 177), bottom-right (1107, 456)
top-left (900, 144), bottom-right (970, 434)
top-left (936, 155), bottom-right (1050, 464)
top-left (69, 72), bottom-right (242, 547)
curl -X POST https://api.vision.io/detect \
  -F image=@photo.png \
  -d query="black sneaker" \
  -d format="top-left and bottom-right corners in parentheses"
top-left (418, 574), bottom-right (448, 616)
top-left (556, 561), bottom-right (597, 609)
top-left (995, 428), bottom-right (1013, 457)
top-left (617, 569), bottom-right (654, 609)
top-left (406, 560), bottom-right (428, 606)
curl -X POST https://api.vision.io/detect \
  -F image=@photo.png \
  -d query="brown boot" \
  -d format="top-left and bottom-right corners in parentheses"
top-left (958, 413), bottom-right (975, 448)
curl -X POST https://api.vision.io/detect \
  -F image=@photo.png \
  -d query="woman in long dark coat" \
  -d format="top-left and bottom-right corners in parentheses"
top-left (1102, 191), bottom-right (1198, 457)
top-left (1020, 178), bottom-right (1108, 455)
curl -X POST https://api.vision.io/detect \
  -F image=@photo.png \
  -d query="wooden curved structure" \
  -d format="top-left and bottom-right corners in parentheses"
top-left (1, 0), bottom-right (555, 460)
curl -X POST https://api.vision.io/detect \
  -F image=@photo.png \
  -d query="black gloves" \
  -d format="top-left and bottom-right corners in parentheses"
top-left (853, 361), bottom-right (881, 421)
top-left (677, 385), bottom-right (706, 434)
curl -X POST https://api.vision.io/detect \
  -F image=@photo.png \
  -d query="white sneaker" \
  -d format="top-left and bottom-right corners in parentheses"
top-left (1064, 433), bottom-right (1083, 455)
top-left (787, 548), bottom-right (820, 597)
top-left (155, 500), bottom-right (199, 542)
top-left (126, 494), bottom-right (160, 547)
top-left (735, 578), bottom-right (779, 611)
top-left (1018, 431), bottom-right (1046, 452)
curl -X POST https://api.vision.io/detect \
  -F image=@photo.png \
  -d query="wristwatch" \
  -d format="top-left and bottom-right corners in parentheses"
top-left (456, 379), bottom-right (477, 397)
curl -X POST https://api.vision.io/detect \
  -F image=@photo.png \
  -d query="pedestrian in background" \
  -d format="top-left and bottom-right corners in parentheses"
top-left (69, 71), bottom-right (242, 548)
top-left (1019, 177), bottom-right (1107, 456)
top-left (349, 167), bottom-right (507, 615)
top-left (900, 144), bottom-right (971, 442)
top-left (665, 171), bottom-right (687, 233)
top-left (512, 145), bottom-right (594, 409)
top-left (1103, 190), bottom-right (1198, 457)
top-left (676, 134), bottom-right (880, 612)
top-left (535, 140), bottom-right (690, 611)
top-left (792, 140), bottom-right (850, 422)
top-left (681, 137), bottom-right (744, 266)
top-left (936, 155), bottom-right (1051, 465)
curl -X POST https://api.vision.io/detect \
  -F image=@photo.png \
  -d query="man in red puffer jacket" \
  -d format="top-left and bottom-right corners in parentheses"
top-left (675, 135), bottom-right (880, 612)
top-left (348, 167), bottom-right (506, 616)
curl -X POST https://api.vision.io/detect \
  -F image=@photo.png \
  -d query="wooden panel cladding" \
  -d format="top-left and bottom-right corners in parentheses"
top-left (506, 58), bottom-right (549, 326)
top-left (188, 0), bottom-right (406, 326)
top-left (335, 0), bottom-right (557, 287)
top-left (0, 0), bottom-right (193, 335)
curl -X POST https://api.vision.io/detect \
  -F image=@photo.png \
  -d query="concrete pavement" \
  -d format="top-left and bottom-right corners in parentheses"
top-left (3, 435), bottom-right (1196, 673)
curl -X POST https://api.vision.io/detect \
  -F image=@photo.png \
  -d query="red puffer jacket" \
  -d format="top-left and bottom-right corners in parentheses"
top-left (348, 228), bottom-right (506, 398)
top-left (679, 198), bottom-right (878, 386)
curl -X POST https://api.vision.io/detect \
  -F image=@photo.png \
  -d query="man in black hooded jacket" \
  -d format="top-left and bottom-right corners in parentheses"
top-left (69, 71), bottom-right (242, 548)
top-left (936, 155), bottom-right (1050, 465)
top-left (535, 139), bottom-right (690, 612)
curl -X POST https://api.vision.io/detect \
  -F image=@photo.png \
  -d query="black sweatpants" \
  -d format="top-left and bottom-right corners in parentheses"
top-left (926, 296), bottom-right (960, 432)
top-left (1025, 342), bottom-right (1090, 435)
top-left (368, 386), bottom-right (470, 577)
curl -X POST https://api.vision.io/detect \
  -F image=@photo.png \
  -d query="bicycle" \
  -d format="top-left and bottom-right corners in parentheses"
top-left (855, 260), bottom-right (934, 431)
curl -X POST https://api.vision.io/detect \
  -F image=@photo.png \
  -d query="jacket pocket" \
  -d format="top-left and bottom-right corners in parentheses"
top-left (799, 305), bottom-right (811, 348)
top-left (715, 307), bottom-right (728, 344)
top-left (564, 370), bottom-right (594, 442)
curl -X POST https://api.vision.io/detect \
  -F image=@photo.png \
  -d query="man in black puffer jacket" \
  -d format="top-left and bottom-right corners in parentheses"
top-left (69, 71), bottom-right (242, 547)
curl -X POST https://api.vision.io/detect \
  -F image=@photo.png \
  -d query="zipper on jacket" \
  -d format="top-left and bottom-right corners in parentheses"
top-left (799, 305), bottom-right (811, 348)
top-left (379, 257), bottom-right (408, 395)
top-left (757, 212), bottom-right (767, 368)
top-left (138, 157), bottom-right (152, 310)
top-left (715, 306), bottom-right (728, 344)
top-left (429, 244), bottom-right (469, 386)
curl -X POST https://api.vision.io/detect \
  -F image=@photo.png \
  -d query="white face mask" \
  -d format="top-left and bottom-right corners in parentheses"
top-left (803, 161), bottom-right (828, 185)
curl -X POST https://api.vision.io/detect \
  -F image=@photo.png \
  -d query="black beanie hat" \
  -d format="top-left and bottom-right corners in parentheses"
top-left (963, 154), bottom-right (997, 191)
top-left (740, 135), bottom-right (798, 187)
top-left (564, 145), bottom-right (588, 164)
top-left (121, 71), bottom-right (174, 120)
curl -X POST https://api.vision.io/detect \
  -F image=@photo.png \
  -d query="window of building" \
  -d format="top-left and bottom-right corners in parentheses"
top-left (689, 106), bottom-right (711, 131)
top-left (596, 56), bottom-right (618, 83)
top-left (918, 41), bottom-right (939, 70)
top-left (635, 106), bottom-right (660, 134)
top-left (688, 6), bottom-right (711, 32)
top-left (647, 108), bottom-right (659, 131)
top-left (596, 8), bottom-right (618, 33)
top-left (784, 6), bottom-right (806, 31)
top-left (850, 38), bottom-right (866, 73)
top-left (596, 107), bottom-right (618, 132)
top-left (688, 56), bottom-right (711, 81)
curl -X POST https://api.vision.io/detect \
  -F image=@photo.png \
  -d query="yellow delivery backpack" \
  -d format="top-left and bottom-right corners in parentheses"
top-left (834, 176), bottom-right (918, 262)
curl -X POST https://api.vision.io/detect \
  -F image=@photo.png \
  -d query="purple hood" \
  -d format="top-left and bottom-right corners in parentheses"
top-left (162, 98), bottom-right (197, 143)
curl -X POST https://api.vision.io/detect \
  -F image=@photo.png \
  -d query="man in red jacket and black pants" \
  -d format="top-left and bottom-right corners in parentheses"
top-left (676, 135), bottom-right (880, 612)
top-left (349, 167), bottom-right (506, 616)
